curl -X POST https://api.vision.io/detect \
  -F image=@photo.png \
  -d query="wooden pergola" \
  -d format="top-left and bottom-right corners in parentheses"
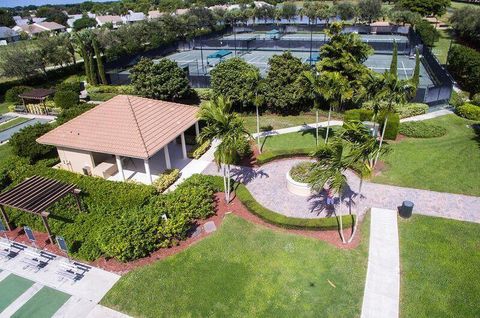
top-left (18, 88), bottom-right (55, 115)
top-left (0, 175), bottom-right (82, 243)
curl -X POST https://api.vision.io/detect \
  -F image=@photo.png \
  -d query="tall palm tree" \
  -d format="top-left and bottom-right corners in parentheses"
top-left (340, 121), bottom-right (388, 243)
top-left (198, 97), bottom-right (249, 203)
top-left (245, 70), bottom-right (263, 152)
top-left (308, 139), bottom-right (356, 243)
top-left (364, 72), bottom-right (384, 132)
top-left (374, 72), bottom-right (415, 167)
top-left (320, 71), bottom-right (353, 143)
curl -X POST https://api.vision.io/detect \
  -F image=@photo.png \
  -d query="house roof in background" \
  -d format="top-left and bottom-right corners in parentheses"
top-left (37, 95), bottom-right (200, 159)
top-left (37, 21), bottom-right (66, 30)
top-left (96, 15), bottom-right (123, 24)
top-left (0, 27), bottom-right (18, 39)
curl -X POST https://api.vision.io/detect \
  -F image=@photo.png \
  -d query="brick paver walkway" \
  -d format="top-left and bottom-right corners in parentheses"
top-left (203, 158), bottom-right (480, 223)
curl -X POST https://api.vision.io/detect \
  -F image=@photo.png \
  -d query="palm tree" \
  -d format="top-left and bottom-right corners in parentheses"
top-left (198, 97), bottom-right (249, 203)
top-left (245, 70), bottom-right (263, 152)
top-left (340, 121), bottom-right (388, 243)
top-left (364, 72), bottom-right (384, 132)
top-left (309, 139), bottom-right (355, 243)
top-left (320, 71), bottom-right (353, 143)
top-left (374, 72), bottom-right (415, 167)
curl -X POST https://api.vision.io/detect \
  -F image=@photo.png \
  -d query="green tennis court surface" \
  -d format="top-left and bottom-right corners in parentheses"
top-left (0, 274), bottom-right (34, 312)
top-left (11, 287), bottom-right (71, 318)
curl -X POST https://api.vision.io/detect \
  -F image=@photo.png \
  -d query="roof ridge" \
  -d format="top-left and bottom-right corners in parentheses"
top-left (126, 95), bottom-right (150, 158)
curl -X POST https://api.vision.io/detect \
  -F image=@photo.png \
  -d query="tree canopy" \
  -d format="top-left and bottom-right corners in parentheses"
top-left (397, 0), bottom-right (450, 17)
top-left (262, 51), bottom-right (310, 115)
top-left (130, 57), bottom-right (191, 101)
top-left (358, 0), bottom-right (383, 23)
top-left (210, 57), bottom-right (260, 109)
top-left (450, 6), bottom-right (480, 44)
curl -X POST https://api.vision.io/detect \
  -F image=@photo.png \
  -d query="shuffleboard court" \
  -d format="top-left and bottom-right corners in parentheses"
top-left (11, 287), bottom-right (71, 318)
top-left (0, 274), bottom-right (34, 313)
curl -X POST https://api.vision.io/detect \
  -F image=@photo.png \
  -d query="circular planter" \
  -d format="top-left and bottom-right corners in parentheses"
top-left (286, 171), bottom-right (313, 197)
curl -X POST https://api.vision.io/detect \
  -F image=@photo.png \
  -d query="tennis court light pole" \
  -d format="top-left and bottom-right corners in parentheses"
top-left (309, 20), bottom-right (313, 66)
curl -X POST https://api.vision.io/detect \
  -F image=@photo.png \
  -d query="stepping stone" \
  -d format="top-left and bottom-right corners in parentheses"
top-left (191, 226), bottom-right (202, 238)
top-left (203, 221), bottom-right (217, 234)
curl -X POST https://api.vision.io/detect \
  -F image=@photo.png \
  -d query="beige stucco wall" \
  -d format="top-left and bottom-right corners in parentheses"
top-left (57, 147), bottom-right (95, 175)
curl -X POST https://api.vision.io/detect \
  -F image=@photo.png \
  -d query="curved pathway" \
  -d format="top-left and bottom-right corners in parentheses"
top-left (203, 158), bottom-right (480, 223)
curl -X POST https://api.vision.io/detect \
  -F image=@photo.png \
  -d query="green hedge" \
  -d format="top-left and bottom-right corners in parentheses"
top-left (379, 112), bottom-right (400, 140)
top-left (54, 90), bottom-right (79, 109)
top-left (5, 86), bottom-right (31, 104)
top-left (395, 103), bottom-right (429, 118)
top-left (9, 123), bottom-right (54, 163)
top-left (399, 121), bottom-right (447, 138)
top-left (235, 183), bottom-right (354, 230)
top-left (256, 148), bottom-right (313, 165)
top-left (185, 174), bottom-right (354, 230)
top-left (457, 103), bottom-right (480, 120)
top-left (449, 91), bottom-right (466, 108)
top-left (152, 169), bottom-right (180, 193)
top-left (344, 109), bottom-right (374, 122)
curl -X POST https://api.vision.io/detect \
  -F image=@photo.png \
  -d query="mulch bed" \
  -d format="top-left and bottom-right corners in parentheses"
top-left (2, 193), bottom-right (362, 275)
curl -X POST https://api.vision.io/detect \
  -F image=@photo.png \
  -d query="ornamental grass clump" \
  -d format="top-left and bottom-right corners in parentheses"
top-left (289, 162), bottom-right (314, 183)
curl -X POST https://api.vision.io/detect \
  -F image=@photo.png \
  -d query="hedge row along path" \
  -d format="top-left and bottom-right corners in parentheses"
top-left (203, 158), bottom-right (480, 224)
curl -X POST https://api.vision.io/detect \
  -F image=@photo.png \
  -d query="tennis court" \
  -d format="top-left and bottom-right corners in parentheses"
top-left (165, 49), bottom-right (434, 86)
top-left (221, 32), bottom-right (409, 43)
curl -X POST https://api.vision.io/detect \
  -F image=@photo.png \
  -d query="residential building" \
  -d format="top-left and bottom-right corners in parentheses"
top-left (96, 15), bottom-right (123, 28)
top-left (12, 21), bottom-right (66, 37)
top-left (0, 27), bottom-right (20, 44)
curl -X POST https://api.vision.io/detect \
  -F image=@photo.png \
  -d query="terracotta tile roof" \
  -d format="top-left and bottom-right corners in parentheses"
top-left (37, 21), bottom-right (66, 30)
top-left (37, 95), bottom-right (199, 159)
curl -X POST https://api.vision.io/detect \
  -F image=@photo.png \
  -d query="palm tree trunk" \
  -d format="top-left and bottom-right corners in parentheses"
top-left (347, 177), bottom-right (363, 243)
top-left (338, 208), bottom-right (346, 243)
top-left (325, 105), bottom-right (332, 143)
top-left (226, 164), bottom-right (231, 203)
top-left (223, 165), bottom-right (228, 202)
top-left (374, 115), bottom-right (388, 167)
top-left (256, 103), bottom-right (261, 153)
top-left (315, 110), bottom-right (319, 146)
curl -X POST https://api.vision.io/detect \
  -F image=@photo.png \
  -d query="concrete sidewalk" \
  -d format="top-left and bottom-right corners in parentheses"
top-left (361, 208), bottom-right (400, 318)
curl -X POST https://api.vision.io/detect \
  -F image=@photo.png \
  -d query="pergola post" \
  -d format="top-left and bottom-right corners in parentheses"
top-left (164, 144), bottom-right (172, 169)
top-left (180, 132), bottom-right (187, 159)
top-left (115, 155), bottom-right (125, 181)
top-left (195, 122), bottom-right (200, 138)
top-left (0, 205), bottom-right (12, 231)
top-left (72, 189), bottom-right (83, 212)
top-left (144, 159), bottom-right (152, 184)
top-left (40, 212), bottom-right (53, 243)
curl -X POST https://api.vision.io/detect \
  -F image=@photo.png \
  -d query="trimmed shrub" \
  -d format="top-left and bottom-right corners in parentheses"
top-left (0, 168), bottom-right (11, 191)
top-left (457, 103), bottom-right (480, 120)
top-left (56, 104), bottom-right (94, 125)
top-left (54, 90), bottom-right (79, 109)
top-left (399, 121), bottom-right (447, 138)
top-left (194, 88), bottom-right (212, 101)
top-left (378, 112), bottom-right (400, 140)
top-left (235, 182), bottom-right (354, 230)
top-left (472, 93), bottom-right (480, 106)
top-left (56, 81), bottom-right (82, 94)
top-left (87, 85), bottom-right (134, 94)
top-left (395, 103), bottom-right (429, 118)
top-left (5, 86), bottom-right (31, 104)
top-left (189, 140), bottom-right (211, 159)
top-left (449, 91), bottom-right (466, 108)
top-left (152, 169), bottom-right (180, 193)
top-left (344, 109), bottom-right (374, 122)
top-left (9, 123), bottom-right (54, 163)
top-left (289, 162), bottom-right (314, 183)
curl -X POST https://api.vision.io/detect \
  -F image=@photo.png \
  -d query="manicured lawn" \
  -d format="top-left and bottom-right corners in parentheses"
top-left (399, 214), bottom-right (480, 318)
top-left (241, 112), bottom-right (342, 133)
top-left (0, 117), bottom-right (30, 132)
top-left (260, 126), bottom-right (338, 152)
top-left (374, 115), bottom-right (480, 196)
top-left (432, 29), bottom-right (453, 65)
top-left (0, 144), bottom-right (13, 168)
top-left (0, 102), bottom-right (12, 114)
top-left (102, 214), bottom-right (370, 317)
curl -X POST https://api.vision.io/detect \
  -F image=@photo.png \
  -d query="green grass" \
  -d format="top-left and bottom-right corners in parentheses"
top-left (0, 144), bottom-right (13, 168)
top-left (0, 102), bottom-right (12, 115)
top-left (432, 29), bottom-right (453, 65)
top-left (399, 214), bottom-right (480, 317)
top-left (88, 92), bottom-right (118, 102)
top-left (102, 214), bottom-right (370, 318)
top-left (241, 112), bottom-right (342, 133)
top-left (374, 115), bottom-right (480, 196)
top-left (0, 117), bottom-right (30, 132)
top-left (0, 275), bottom-right (34, 312)
top-left (11, 287), bottom-right (71, 318)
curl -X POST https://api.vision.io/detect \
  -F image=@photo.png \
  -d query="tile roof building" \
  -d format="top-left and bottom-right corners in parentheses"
top-left (37, 95), bottom-right (200, 184)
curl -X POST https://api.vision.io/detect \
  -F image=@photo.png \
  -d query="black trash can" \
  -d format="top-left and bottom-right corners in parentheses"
top-left (400, 200), bottom-right (414, 218)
